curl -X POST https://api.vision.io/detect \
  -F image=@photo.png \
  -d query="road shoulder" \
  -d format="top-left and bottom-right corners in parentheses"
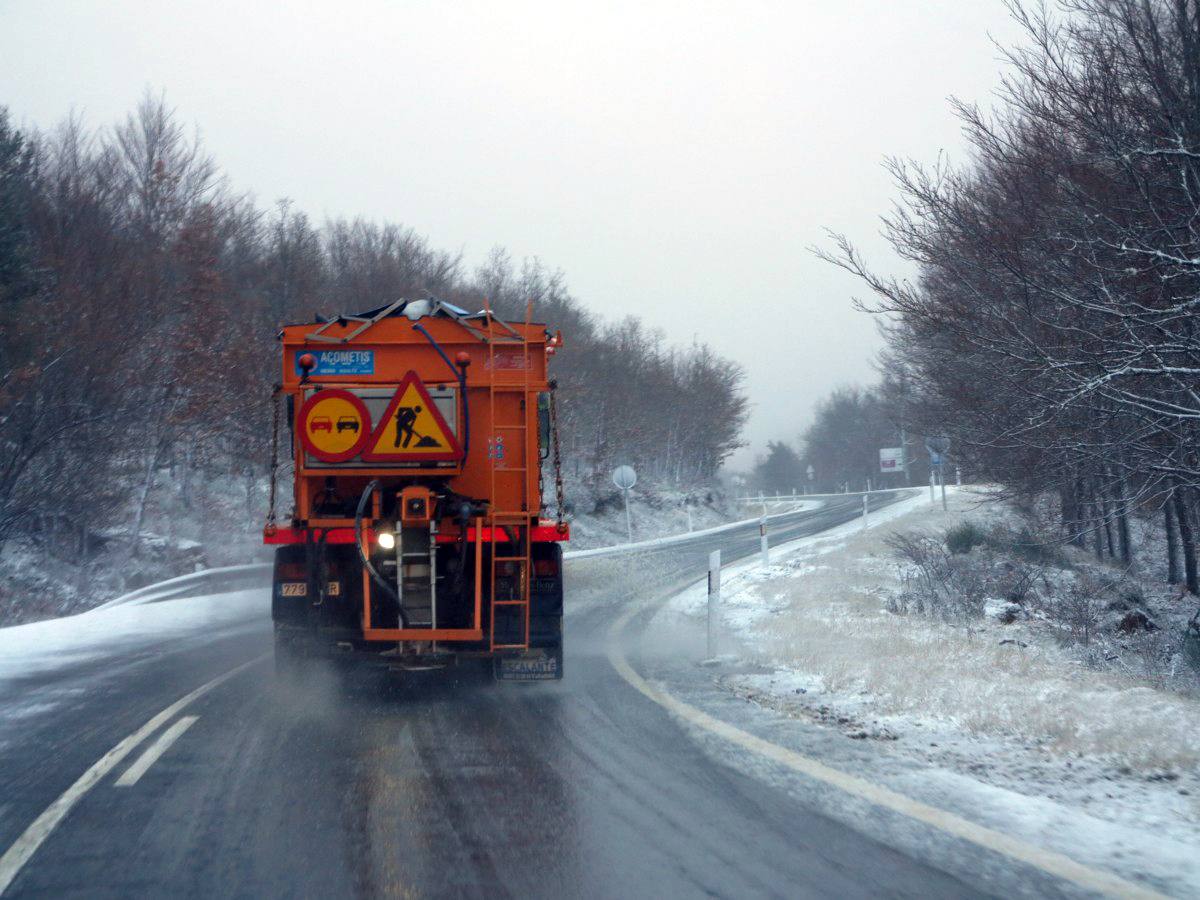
top-left (616, 494), bottom-right (1194, 899)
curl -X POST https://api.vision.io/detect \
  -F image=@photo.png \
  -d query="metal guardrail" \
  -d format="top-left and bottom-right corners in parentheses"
top-left (95, 563), bottom-right (273, 611)
top-left (736, 489), bottom-right (900, 503)
top-left (565, 500), bottom-right (826, 561)
top-left (92, 492), bottom-right (898, 607)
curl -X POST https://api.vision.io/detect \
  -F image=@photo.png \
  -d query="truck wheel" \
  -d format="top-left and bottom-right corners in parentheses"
top-left (271, 544), bottom-right (308, 626)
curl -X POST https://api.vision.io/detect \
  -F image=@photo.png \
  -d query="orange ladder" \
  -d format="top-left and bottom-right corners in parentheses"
top-left (485, 300), bottom-right (533, 651)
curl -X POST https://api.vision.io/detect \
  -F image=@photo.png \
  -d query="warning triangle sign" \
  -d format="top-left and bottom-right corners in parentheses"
top-left (362, 371), bottom-right (464, 463)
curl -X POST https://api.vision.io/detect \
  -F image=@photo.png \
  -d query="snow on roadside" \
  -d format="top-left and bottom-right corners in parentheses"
top-left (670, 487), bottom-right (931, 621)
top-left (0, 489), bottom-right (786, 683)
top-left (664, 487), bottom-right (1200, 893)
top-left (0, 487), bottom-right (766, 679)
top-left (0, 588), bottom-right (266, 687)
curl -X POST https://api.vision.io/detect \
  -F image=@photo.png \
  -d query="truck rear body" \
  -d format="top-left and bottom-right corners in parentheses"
top-left (264, 299), bottom-right (567, 679)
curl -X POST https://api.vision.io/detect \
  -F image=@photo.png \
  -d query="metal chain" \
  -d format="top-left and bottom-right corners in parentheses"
top-left (266, 387), bottom-right (280, 529)
top-left (548, 379), bottom-right (566, 531)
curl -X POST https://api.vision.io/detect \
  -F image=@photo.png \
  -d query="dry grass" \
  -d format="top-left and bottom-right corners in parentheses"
top-left (746, 497), bottom-right (1200, 769)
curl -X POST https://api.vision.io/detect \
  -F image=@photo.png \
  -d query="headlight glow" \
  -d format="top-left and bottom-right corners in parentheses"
top-left (377, 531), bottom-right (396, 550)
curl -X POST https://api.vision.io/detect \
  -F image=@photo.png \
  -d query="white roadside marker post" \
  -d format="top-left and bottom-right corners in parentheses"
top-left (623, 488), bottom-right (633, 543)
top-left (707, 549), bottom-right (721, 659)
top-left (862, 493), bottom-right (869, 531)
top-left (611, 466), bottom-right (637, 570)
top-left (759, 515), bottom-right (769, 567)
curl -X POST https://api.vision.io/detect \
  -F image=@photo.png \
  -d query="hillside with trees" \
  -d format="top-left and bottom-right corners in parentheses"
top-left (750, 381), bottom-right (933, 496)
top-left (0, 96), bottom-right (747, 621)
top-left (825, 0), bottom-right (1200, 596)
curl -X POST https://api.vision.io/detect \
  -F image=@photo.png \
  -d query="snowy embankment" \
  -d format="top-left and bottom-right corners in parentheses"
top-left (564, 485), bottom-right (744, 550)
top-left (0, 588), bottom-right (266, 688)
top-left (667, 487), bottom-right (1200, 893)
top-left (0, 482), bottom-right (743, 627)
top-left (0, 490), bottom-right (771, 686)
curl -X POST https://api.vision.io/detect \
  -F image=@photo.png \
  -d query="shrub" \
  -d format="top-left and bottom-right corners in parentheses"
top-left (1057, 578), bottom-right (1106, 646)
top-left (885, 531), bottom-right (988, 621)
top-left (888, 526), bottom-right (1053, 623)
top-left (994, 562), bottom-right (1038, 603)
top-left (983, 523), bottom-right (1066, 567)
top-left (945, 520), bottom-right (987, 555)
top-left (1118, 583), bottom-right (1147, 608)
top-left (1184, 612), bottom-right (1200, 675)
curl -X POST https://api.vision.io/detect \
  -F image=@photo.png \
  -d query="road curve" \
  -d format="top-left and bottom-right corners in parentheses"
top-left (0, 492), bottom-right (986, 898)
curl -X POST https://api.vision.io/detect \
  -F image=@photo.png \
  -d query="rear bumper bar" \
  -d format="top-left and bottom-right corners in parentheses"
top-left (264, 523), bottom-right (569, 545)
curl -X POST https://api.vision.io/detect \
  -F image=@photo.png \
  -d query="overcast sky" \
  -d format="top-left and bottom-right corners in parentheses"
top-left (1, 1), bottom-right (1023, 469)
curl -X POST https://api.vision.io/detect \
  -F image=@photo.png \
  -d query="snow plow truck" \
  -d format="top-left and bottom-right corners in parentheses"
top-left (263, 298), bottom-right (567, 681)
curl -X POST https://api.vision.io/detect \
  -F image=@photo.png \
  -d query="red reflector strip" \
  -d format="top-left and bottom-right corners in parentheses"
top-left (278, 562), bottom-right (340, 579)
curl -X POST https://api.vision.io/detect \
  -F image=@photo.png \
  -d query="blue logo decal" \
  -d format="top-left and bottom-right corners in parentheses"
top-left (295, 350), bottom-right (374, 376)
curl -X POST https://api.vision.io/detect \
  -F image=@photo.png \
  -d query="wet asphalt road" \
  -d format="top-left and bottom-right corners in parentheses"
top-left (0, 492), bottom-right (985, 898)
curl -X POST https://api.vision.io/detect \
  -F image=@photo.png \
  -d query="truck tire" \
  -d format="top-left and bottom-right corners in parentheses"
top-left (530, 542), bottom-right (564, 662)
top-left (271, 544), bottom-right (308, 626)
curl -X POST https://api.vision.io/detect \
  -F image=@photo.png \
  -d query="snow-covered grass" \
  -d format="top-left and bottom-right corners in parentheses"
top-left (687, 490), bottom-right (1200, 767)
top-left (667, 487), bottom-right (1200, 867)
top-left (761, 562), bottom-right (1200, 767)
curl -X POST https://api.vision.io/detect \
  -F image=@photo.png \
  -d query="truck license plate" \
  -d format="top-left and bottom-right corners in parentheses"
top-left (280, 582), bottom-right (340, 597)
top-left (497, 651), bottom-right (560, 681)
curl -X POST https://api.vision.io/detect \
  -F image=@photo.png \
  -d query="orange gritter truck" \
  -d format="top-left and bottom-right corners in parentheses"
top-left (263, 297), bottom-right (567, 680)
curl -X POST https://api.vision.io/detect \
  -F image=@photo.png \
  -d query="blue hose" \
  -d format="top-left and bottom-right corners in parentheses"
top-left (412, 322), bottom-right (470, 457)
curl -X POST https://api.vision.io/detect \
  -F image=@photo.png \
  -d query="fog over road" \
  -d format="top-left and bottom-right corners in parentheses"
top-left (0, 495), bottom-right (1017, 898)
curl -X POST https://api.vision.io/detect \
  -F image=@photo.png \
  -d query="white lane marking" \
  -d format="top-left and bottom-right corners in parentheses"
top-left (114, 716), bottom-right (198, 787)
top-left (0, 655), bottom-right (266, 896)
top-left (606, 605), bottom-right (1167, 900)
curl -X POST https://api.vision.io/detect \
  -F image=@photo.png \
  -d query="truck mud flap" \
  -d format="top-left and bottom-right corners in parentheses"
top-left (495, 647), bottom-right (563, 682)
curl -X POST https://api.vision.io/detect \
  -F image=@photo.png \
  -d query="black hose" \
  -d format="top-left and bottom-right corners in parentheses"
top-left (303, 528), bottom-right (329, 635)
top-left (355, 480), bottom-right (406, 627)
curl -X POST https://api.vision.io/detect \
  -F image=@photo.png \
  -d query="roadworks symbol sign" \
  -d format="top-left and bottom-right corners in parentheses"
top-left (363, 371), bottom-right (463, 463)
top-left (298, 389), bottom-right (370, 463)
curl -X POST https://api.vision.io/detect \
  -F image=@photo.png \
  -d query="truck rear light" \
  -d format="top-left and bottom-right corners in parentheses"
top-left (533, 558), bottom-right (559, 578)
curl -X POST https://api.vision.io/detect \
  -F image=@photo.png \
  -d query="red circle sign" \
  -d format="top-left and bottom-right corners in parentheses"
top-left (298, 389), bottom-right (371, 463)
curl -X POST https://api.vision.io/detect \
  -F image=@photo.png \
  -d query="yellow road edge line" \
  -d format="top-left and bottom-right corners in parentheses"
top-left (0, 654), bottom-right (268, 896)
top-left (607, 603), bottom-right (1167, 900)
